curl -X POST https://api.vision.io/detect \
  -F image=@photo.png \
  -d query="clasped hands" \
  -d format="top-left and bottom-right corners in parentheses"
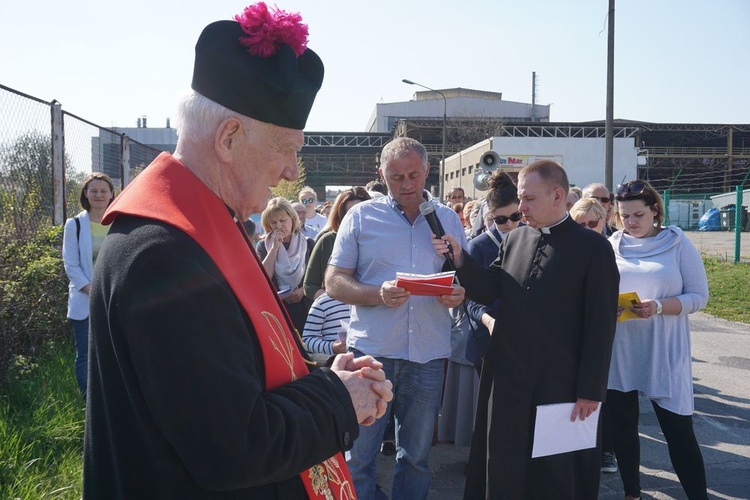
top-left (331, 353), bottom-right (393, 426)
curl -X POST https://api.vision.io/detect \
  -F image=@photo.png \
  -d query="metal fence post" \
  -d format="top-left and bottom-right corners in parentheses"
top-left (663, 189), bottom-right (670, 226)
top-left (51, 100), bottom-right (65, 224)
top-left (121, 133), bottom-right (130, 189)
top-left (736, 185), bottom-right (743, 264)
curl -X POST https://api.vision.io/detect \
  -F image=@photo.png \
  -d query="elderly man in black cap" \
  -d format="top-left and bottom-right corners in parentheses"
top-left (83, 3), bottom-right (392, 499)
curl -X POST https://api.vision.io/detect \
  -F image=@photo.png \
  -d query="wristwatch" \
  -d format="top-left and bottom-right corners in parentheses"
top-left (654, 299), bottom-right (663, 315)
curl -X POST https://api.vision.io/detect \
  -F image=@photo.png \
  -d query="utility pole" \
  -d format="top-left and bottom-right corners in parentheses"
top-left (605, 0), bottom-right (615, 190)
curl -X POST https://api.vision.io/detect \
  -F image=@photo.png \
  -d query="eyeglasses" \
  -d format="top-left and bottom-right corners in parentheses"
top-left (301, 197), bottom-right (315, 204)
top-left (493, 212), bottom-right (523, 225)
top-left (615, 180), bottom-right (647, 199)
top-left (578, 219), bottom-right (602, 228)
top-left (588, 194), bottom-right (614, 204)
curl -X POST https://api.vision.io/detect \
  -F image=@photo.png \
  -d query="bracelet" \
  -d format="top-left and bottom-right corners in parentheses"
top-left (654, 299), bottom-right (663, 315)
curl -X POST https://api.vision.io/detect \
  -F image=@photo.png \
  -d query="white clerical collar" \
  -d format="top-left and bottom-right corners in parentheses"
top-left (540, 213), bottom-right (569, 234)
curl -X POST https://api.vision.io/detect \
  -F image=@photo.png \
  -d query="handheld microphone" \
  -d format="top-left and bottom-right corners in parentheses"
top-left (419, 201), bottom-right (445, 238)
top-left (419, 201), bottom-right (458, 274)
top-left (419, 201), bottom-right (454, 261)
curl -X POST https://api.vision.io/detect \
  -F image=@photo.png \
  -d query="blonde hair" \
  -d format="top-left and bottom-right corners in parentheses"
top-left (298, 186), bottom-right (316, 199)
top-left (570, 198), bottom-right (606, 222)
top-left (260, 197), bottom-right (300, 234)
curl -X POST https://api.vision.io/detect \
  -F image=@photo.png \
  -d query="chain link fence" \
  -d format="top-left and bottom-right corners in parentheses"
top-left (0, 86), bottom-right (54, 241)
top-left (0, 83), bottom-right (162, 242)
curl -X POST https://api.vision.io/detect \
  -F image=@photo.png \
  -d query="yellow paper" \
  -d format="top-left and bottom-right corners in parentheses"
top-left (618, 291), bottom-right (642, 322)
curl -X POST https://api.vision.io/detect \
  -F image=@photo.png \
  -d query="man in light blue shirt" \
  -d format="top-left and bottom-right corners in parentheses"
top-left (327, 137), bottom-right (467, 500)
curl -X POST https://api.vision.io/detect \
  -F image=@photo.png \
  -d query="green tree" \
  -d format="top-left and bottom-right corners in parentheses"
top-left (0, 131), bottom-right (54, 240)
top-left (0, 131), bottom-right (81, 240)
top-left (270, 156), bottom-right (307, 201)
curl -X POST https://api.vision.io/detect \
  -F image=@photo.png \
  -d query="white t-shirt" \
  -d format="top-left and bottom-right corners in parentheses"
top-left (306, 213), bottom-right (328, 236)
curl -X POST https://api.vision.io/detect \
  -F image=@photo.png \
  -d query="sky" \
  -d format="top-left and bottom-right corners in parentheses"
top-left (1, 0), bottom-right (748, 133)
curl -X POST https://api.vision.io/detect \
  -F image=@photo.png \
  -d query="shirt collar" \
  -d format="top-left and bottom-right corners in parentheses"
top-left (539, 213), bottom-right (569, 234)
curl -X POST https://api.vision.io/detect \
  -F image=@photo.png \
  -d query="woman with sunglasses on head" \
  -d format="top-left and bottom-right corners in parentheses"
top-left (438, 170), bottom-right (521, 447)
top-left (607, 179), bottom-right (709, 500)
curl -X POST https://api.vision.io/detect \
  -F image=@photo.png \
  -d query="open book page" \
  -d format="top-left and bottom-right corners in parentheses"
top-left (531, 402), bottom-right (600, 458)
top-left (618, 291), bottom-right (642, 322)
top-left (395, 271), bottom-right (455, 296)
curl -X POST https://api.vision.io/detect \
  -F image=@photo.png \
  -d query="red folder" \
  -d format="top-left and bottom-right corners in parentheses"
top-left (395, 271), bottom-right (456, 296)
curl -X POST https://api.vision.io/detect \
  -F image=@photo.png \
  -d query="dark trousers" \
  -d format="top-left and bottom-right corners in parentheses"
top-left (607, 389), bottom-right (708, 499)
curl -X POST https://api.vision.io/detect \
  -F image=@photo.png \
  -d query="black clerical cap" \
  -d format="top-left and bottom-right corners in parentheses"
top-left (191, 3), bottom-right (324, 130)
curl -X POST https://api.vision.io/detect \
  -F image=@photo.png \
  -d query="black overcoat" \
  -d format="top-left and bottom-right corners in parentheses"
top-left (457, 216), bottom-right (619, 499)
top-left (83, 216), bottom-right (358, 499)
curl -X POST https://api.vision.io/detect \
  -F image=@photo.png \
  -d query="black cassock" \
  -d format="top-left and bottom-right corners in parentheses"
top-left (456, 216), bottom-right (619, 499)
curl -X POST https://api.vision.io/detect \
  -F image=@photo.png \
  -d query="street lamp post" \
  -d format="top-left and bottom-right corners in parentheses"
top-left (402, 79), bottom-right (447, 202)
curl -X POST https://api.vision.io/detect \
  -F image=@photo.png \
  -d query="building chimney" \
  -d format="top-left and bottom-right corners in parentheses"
top-left (142, 115), bottom-right (148, 128)
top-left (166, 117), bottom-right (171, 128)
top-left (137, 117), bottom-right (141, 128)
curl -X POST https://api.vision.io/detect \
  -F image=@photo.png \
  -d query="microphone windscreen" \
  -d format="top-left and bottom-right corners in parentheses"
top-left (419, 201), bottom-right (435, 216)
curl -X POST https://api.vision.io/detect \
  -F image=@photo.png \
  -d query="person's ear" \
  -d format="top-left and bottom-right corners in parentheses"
top-left (214, 117), bottom-right (243, 163)
top-left (553, 186), bottom-right (566, 206)
top-left (378, 168), bottom-right (385, 182)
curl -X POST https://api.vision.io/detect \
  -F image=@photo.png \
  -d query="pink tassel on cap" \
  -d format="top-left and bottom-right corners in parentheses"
top-left (235, 2), bottom-right (309, 58)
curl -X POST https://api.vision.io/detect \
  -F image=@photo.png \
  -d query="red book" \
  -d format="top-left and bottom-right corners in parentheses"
top-left (395, 271), bottom-right (456, 296)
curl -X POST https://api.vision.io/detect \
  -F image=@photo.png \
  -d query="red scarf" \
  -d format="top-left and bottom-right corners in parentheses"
top-left (103, 152), bottom-right (355, 499)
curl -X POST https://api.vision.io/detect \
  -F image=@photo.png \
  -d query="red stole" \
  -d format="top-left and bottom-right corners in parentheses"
top-left (103, 152), bottom-right (355, 499)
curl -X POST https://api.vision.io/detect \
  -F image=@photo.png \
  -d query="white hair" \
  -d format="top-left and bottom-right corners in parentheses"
top-left (582, 182), bottom-right (608, 198)
top-left (175, 90), bottom-right (251, 144)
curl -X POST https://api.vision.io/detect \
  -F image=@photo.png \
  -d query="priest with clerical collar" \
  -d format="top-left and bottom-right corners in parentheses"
top-left (434, 159), bottom-right (619, 499)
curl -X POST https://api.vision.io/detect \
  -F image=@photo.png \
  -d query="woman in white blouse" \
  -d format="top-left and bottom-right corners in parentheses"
top-left (62, 172), bottom-right (115, 395)
top-left (607, 180), bottom-right (709, 500)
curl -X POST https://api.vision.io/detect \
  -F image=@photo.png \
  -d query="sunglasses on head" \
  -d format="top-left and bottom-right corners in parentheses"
top-left (578, 219), bottom-right (601, 228)
top-left (615, 180), bottom-right (648, 200)
top-left (301, 197), bottom-right (315, 204)
top-left (493, 212), bottom-right (523, 225)
top-left (588, 194), bottom-right (614, 204)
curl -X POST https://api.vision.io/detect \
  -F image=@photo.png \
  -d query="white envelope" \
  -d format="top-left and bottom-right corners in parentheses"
top-left (531, 402), bottom-right (600, 458)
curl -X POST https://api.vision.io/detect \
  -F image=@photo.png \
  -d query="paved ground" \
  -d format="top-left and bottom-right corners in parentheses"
top-left (373, 230), bottom-right (750, 498)
top-left (375, 313), bottom-right (750, 499)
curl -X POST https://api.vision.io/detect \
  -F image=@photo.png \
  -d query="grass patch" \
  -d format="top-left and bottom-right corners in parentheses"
top-left (0, 340), bottom-right (84, 499)
top-left (703, 257), bottom-right (750, 324)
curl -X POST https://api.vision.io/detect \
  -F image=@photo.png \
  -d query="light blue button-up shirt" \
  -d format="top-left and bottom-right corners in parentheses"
top-left (329, 194), bottom-right (469, 363)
